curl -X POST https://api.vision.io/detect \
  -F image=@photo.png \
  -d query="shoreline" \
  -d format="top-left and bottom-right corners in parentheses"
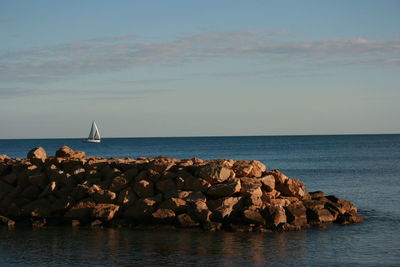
top-left (0, 146), bottom-right (363, 232)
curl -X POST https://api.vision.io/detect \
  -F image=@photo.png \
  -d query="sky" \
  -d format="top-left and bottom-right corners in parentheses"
top-left (0, 0), bottom-right (399, 139)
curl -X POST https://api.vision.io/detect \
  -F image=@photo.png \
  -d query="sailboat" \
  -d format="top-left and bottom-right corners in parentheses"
top-left (85, 121), bottom-right (101, 143)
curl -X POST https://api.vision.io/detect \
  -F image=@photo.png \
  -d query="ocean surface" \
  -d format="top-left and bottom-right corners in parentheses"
top-left (0, 135), bottom-right (399, 266)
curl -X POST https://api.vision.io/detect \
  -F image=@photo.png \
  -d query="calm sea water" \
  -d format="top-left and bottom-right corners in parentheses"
top-left (0, 135), bottom-right (399, 266)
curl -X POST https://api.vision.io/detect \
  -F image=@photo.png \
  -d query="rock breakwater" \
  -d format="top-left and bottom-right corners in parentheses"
top-left (0, 146), bottom-right (363, 231)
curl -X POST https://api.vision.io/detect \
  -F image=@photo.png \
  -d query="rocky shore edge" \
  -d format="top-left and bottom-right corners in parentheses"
top-left (0, 146), bottom-right (363, 232)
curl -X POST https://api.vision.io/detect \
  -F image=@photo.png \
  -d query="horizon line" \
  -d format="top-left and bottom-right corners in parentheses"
top-left (0, 132), bottom-right (399, 141)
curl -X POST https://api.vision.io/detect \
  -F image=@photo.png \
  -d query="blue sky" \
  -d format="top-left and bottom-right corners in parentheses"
top-left (0, 0), bottom-right (399, 138)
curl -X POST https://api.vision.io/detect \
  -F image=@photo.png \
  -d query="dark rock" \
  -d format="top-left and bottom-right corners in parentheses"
top-left (151, 208), bottom-right (176, 223)
top-left (176, 213), bottom-right (199, 227)
top-left (307, 208), bottom-right (335, 223)
top-left (243, 209), bottom-right (266, 225)
top-left (310, 191), bottom-right (325, 199)
top-left (133, 179), bottom-right (154, 198)
top-left (285, 203), bottom-right (308, 227)
top-left (336, 210), bottom-right (364, 224)
top-left (92, 204), bottom-right (120, 221)
top-left (0, 216), bottom-right (15, 227)
top-left (159, 198), bottom-right (187, 214)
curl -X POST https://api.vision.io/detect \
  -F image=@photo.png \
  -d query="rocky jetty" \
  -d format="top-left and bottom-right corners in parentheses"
top-left (0, 146), bottom-right (363, 231)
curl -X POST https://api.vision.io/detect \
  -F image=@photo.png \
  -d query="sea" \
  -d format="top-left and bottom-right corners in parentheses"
top-left (0, 135), bottom-right (399, 266)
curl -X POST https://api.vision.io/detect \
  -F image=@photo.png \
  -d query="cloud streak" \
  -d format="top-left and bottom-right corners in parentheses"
top-left (0, 86), bottom-right (171, 99)
top-left (1, 30), bottom-right (399, 82)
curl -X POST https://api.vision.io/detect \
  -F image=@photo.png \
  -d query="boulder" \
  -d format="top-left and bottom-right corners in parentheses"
top-left (124, 197), bottom-right (157, 220)
top-left (265, 170), bottom-right (288, 184)
top-left (133, 179), bottom-right (154, 198)
top-left (207, 197), bottom-right (242, 221)
top-left (151, 208), bottom-right (175, 223)
top-left (28, 173), bottom-right (48, 189)
top-left (285, 203), bottom-right (308, 226)
top-left (27, 147), bottom-right (47, 163)
top-left (276, 178), bottom-right (309, 199)
top-left (92, 204), bottom-right (120, 221)
top-left (262, 205), bottom-right (287, 227)
top-left (147, 158), bottom-right (175, 174)
top-left (243, 209), bottom-right (266, 225)
top-left (2, 173), bottom-right (17, 185)
top-left (188, 200), bottom-right (211, 223)
top-left (65, 199), bottom-right (97, 221)
top-left (51, 197), bottom-right (74, 213)
top-left (239, 177), bottom-right (262, 197)
top-left (181, 176), bottom-right (211, 192)
top-left (155, 178), bottom-right (177, 193)
top-left (185, 191), bottom-right (207, 203)
top-left (259, 175), bottom-right (275, 191)
top-left (21, 185), bottom-right (41, 199)
top-left (55, 146), bottom-right (85, 158)
top-left (307, 208), bottom-right (335, 223)
top-left (22, 198), bottom-right (52, 217)
top-left (176, 213), bottom-right (199, 227)
top-left (91, 189), bottom-right (116, 204)
top-left (233, 160), bottom-right (266, 178)
top-left (207, 179), bottom-right (241, 197)
top-left (116, 187), bottom-right (138, 207)
top-left (336, 210), bottom-right (364, 224)
top-left (159, 198), bottom-right (187, 214)
top-left (197, 163), bottom-right (231, 184)
top-left (310, 191), bottom-right (325, 199)
top-left (109, 176), bottom-right (129, 193)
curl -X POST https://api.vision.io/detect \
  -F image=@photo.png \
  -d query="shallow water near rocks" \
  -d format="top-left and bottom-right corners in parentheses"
top-left (1, 135), bottom-right (399, 266)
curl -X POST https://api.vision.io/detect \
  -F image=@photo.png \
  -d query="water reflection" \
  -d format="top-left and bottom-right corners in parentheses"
top-left (0, 223), bottom-right (398, 266)
top-left (0, 227), bottom-right (315, 266)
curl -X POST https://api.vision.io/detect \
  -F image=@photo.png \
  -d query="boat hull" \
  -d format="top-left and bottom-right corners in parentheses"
top-left (84, 139), bottom-right (101, 143)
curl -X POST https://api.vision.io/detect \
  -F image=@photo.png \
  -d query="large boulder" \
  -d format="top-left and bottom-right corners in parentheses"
top-left (133, 179), bottom-right (154, 198)
top-left (243, 209), bottom-right (266, 225)
top-left (188, 200), bottom-right (211, 223)
top-left (262, 205), bottom-right (287, 227)
top-left (207, 197), bottom-right (242, 221)
top-left (124, 197), bottom-right (157, 220)
top-left (207, 179), bottom-right (241, 197)
top-left (27, 147), bottom-right (47, 163)
top-left (233, 160), bottom-right (266, 178)
top-left (55, 146), bottom-right (85, 158)
top-left (155, 178), bottom-right (177, 193)
top-left (285, 203), bottom-right (308, 227)
top-left (197, 163), bottom-right (231, 184)
top-left (275, 178), bottom-right (309, 199)
top-left (259, 175), bottom-right (275, 191)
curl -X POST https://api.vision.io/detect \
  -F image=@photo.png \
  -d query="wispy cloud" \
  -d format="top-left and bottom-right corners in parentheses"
top-left (1, 31), bottom-right (399, 83)
top-left (0, 86), bottom-right (171, 99)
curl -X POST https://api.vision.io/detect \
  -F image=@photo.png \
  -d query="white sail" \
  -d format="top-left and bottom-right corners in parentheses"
top-left (93, 122), bottom-right (101, 139)
top-left (86, 121), bottom-right (101, 142)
